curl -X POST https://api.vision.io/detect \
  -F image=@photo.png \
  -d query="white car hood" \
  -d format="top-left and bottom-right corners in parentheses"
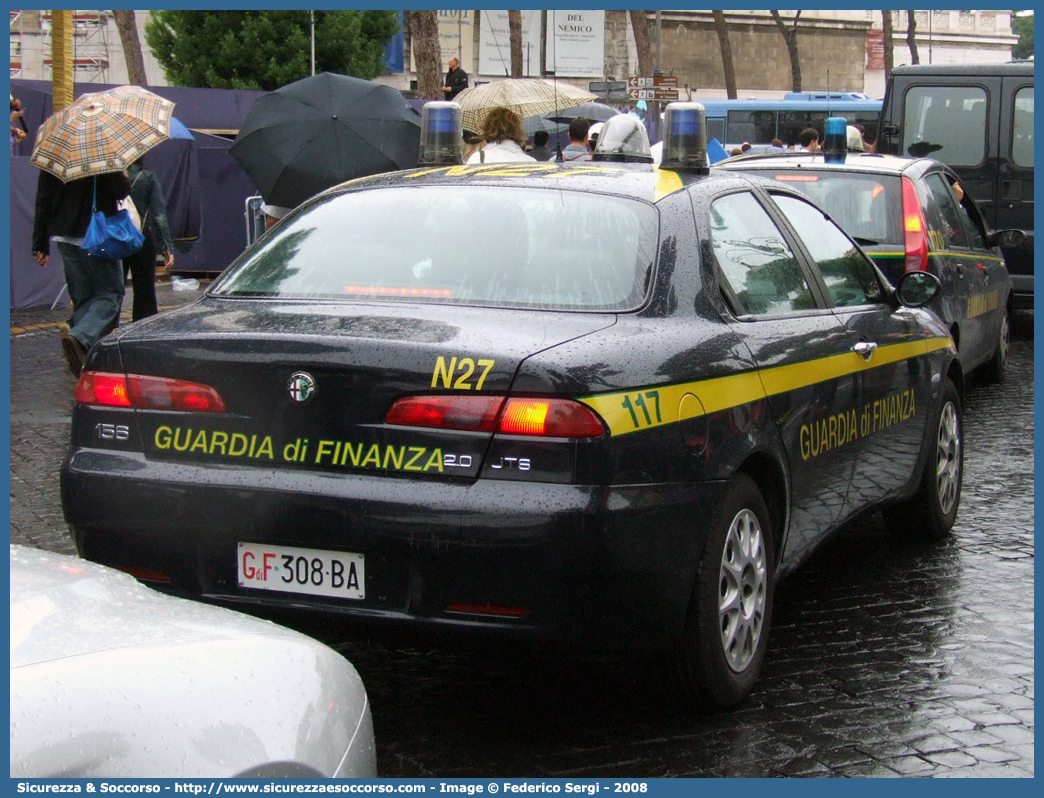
top-left (11, 544), bottom-right (304, 665)
top-left (10, 545), bottom-right (375, 779)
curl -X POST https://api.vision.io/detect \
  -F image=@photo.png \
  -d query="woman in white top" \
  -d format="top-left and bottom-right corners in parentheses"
top-left (466, 107), bottom-right (536, 164)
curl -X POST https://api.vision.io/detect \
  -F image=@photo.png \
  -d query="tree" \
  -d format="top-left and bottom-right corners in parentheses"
top-left (508, 11), bottom-right (523, 77)
top-left (113, 9), bottom-right (147, 86)
top-left (540, 11), bottom-right (547, 76)
top-left (906, 10), bottom-right (920, 65)
top-left (144, 10), bottom-right (399, 90)
top-left (770, 11), bottom-right (802, 92)
top-left (405, 10), bottom-right (441, 100)
top-left (1012, 11), bottom-right (1033, 60)
top-left (712, 10), bottom-right (737, 99)
top-left (628, 10), bottom-right (654, 79)
top-left (881, 10), bottom-right (894, 81)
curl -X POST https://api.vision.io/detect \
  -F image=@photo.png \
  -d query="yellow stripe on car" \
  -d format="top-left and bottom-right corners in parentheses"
top-left (654, 168), bottom-right (685, 202)
top-left (579, 336), bottom-right (953, 437)
top-left (870, 251), bottom-right (1005, 263)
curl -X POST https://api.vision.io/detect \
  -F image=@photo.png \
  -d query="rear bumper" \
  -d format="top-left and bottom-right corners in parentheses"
top-left (63, 448), bottom-right (726, 656)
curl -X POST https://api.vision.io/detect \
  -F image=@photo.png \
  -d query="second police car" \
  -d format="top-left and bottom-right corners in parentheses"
top-left (717, 141), bottom-right (1023, 383)
top-left (63, 105), bottom-right (963, 709)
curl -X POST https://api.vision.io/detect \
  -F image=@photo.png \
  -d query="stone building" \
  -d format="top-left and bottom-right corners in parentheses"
top-left (10, 9), bottom-right (1020, 100)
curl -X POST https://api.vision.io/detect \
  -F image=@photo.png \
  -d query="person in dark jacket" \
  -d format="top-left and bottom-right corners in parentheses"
top-left (529, 130), bottom-right (553, 161)
top-left (123, 158), bottom-right (175, 321)
top-left (442, 58), bottom-right (469, 101)
top-left (32, 169), bottom-right (131, 377)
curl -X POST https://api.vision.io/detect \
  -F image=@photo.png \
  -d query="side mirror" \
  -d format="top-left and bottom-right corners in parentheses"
top-left (987, 229), bottom-right (1026, 249)
top-left (895, 270), bottom-right (941, 308)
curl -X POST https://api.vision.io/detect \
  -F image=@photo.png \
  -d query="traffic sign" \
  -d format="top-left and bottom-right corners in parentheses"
top-left (628, 75), bottom-right (679, 88)
top-left (627, 87), bottom-right (680, 101)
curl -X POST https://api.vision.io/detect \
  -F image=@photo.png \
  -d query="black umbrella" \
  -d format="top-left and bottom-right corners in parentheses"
top-left (522, 115), bottom-right (569, 136)
top-left (545, 101), bottom-right (621, 124)
top-left (230, 72), bottom-right (421, 208)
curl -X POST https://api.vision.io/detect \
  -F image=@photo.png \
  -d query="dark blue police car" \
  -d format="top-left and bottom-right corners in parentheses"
top-left (717, 150), bottom-right (1023, 383)
top-left (63, 106), bottom-right (964, 709)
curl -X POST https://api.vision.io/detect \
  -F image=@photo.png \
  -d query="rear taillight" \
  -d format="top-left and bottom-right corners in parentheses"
top-left (901, 176), bottom-right (929, 273)
top-left (77, 372), bottom-right (132, 407)
top-left (386, 396), bottom-right (605, 438)
top-left (385, 395), bottom-right (502, 431)
top-left (75, 371), bottom-right (227, 412)
top-left (499, 398), bottom-right (605, 437)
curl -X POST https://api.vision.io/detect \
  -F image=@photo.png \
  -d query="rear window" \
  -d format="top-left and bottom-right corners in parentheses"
top-left (764, 170), bottom-right (900, 245)
top-left (212, 186), bottom-right (658, 311)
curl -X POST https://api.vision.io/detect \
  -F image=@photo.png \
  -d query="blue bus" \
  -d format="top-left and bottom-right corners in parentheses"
top-left (698, 91), bottom-right (882, 150)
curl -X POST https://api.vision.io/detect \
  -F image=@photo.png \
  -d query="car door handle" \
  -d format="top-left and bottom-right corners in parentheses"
top-left (853, 341), bottom-right (878, 360)
top-left (1001, 180), bottom-right (1022, 201)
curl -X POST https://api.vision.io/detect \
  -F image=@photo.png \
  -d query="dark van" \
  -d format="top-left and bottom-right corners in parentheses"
top-left (878, 62), bottom-right (1034, 307)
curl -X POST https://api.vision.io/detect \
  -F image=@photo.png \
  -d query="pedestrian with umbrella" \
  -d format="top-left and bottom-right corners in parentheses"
top-left (529, 130), bottom-right (553, 161)
top-left (559, 118), bottom-right (593, 162)
top-left (230, 72), bottom-right (421, 210)
top-left (30, 85), bottom-right (174, 377)
top-left (465, 107), bottom-right (535, 164)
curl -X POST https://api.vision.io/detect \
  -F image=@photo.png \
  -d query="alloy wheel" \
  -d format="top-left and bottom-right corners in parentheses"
top-left (997, 313), bottom-right (1010, 373)
top-left (718, 508), bottom-right (768, 673)
top-left (935, 401), bottom-right (962, 516)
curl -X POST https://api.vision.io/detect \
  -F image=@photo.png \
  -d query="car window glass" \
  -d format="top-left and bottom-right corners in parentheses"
top-left (766, 171), bottom-right (899, 244)
top-left (212, 186), bottom-right (658, 311)
top-left (726, 110), bottom-right (776, 145)
top-left (706, 117), bottom-right (725, 145)
top-left (902, 85), bottom-right (987, 166)
top-left (778, 111), bottom-right (828, 145)
top-left (959, 199), bottom-right (987, 250)
top-left (922, 173), bottom-right (971, 250)
top-left (708, 191), bottom-right (815, 316)
top-left (1012, 87), bottom-right (1034, 168)
top-left (945, 176), bottom-right (988, 250)
top-left (772, 193), bottom-right (884, 307)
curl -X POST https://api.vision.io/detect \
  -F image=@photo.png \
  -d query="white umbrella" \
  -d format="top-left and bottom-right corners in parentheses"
top-left (455, 78), bottom-right (598, 134)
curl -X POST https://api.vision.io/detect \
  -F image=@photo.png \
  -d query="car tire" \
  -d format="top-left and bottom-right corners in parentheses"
top-left (884, 377), bottom-right (963, 539)
top-left (667, 473), bottom-right (775, 709)
top-left (982, 306), bottom-right (1009, 384)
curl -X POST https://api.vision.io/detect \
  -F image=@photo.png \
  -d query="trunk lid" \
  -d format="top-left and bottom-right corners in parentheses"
top-left (113, 298), bottom-right (615, 481)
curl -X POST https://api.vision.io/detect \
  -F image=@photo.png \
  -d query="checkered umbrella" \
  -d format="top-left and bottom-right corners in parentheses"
top-left (455, 78), bottom-right (597, 135)
top-left (30, 85), bottom-right (175, 182)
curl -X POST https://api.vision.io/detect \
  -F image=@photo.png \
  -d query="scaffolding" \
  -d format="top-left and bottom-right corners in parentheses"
top-left (10, 9), bottom-right (23, 78)
top-left (10, 10), bottom-right (112, 84)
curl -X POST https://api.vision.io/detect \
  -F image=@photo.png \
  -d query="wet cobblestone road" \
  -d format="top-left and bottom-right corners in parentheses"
top-left (9, 293), bottom-right (1033, 778)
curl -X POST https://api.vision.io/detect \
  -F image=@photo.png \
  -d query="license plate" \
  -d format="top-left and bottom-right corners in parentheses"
top-left (238, 543), bottom-right (365, 600)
